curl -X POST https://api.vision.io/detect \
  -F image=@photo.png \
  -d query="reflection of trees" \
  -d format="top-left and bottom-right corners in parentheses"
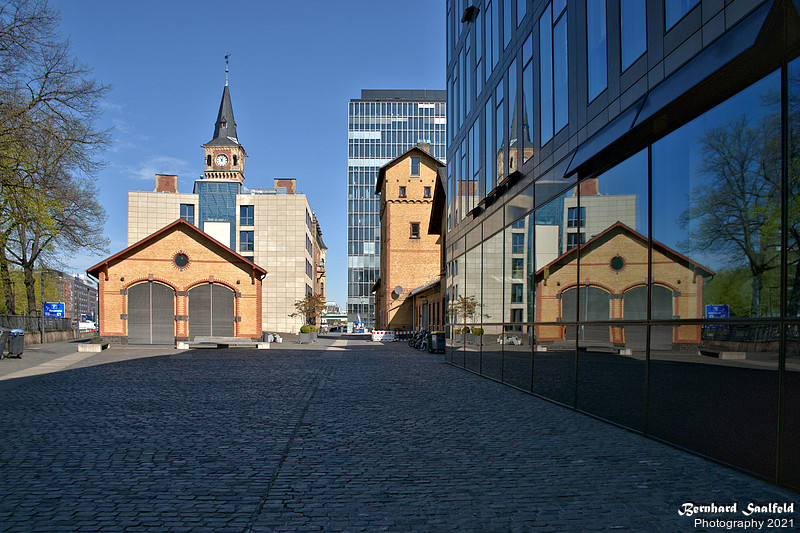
top-left (679, 115), bottom-right (780, 317)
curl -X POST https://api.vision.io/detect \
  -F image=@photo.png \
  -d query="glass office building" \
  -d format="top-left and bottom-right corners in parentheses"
top-left (347, 90), bottom-right (446, 331)
top-left (446, 0), bottom-right (800, 489)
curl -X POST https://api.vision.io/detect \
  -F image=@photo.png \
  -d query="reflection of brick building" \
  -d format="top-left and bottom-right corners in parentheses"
top-left (534, 223), bottom-right (713, 347)
top-left (88, 219), bottom-right (265, 344)
top-left (374, 144), bottom-right (445, 330)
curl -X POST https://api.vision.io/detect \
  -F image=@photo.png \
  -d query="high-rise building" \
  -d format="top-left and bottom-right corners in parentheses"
top-left (446, 0), bottom-right (800, 489)
top-left (347, 90), bottom-right (446, 331)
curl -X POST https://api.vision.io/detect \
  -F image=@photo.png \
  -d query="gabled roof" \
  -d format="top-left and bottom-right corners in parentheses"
top-left (533, 222), bottom-right (714, 281)
top-left (375, 145), bottom-right (446, 195)
top-left (87, 218), bottom-right (266, 281)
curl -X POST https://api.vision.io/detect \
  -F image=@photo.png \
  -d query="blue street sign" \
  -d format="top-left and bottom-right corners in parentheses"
top-left (43, 302), bottom-right (65, 317)
top-left (705, 304), bottom-right (729, 319)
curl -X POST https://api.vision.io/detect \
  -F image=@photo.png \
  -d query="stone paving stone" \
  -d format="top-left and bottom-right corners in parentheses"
top-left (0, 337), bottom-right (796, 531)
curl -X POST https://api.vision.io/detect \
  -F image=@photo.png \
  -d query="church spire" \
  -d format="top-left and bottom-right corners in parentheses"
top-left (206, 55), bottom-right (240, 147)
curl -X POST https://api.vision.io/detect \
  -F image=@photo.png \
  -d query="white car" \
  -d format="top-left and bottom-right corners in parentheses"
top-left (78, 321), bottom-right (97, 332)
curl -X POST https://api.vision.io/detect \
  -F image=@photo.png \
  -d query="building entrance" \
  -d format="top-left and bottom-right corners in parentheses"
top-left (188, 283), bottom-right (234, 339)
top-left (128, 281), bottom-right (175, 344)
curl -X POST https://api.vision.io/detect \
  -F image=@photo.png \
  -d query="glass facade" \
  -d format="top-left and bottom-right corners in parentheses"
top-left (347, 90), bottom-right (446, 331)
top-left (194, 180), bottom-right (241, 248)
top-left (446, 0), bottom-right (800, 489)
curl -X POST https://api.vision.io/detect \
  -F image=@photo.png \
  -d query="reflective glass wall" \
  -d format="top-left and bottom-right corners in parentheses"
top-left (445, 56), bottom-right (800, 488)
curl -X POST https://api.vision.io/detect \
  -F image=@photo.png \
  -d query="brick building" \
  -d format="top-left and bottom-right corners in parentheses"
top-left (373, 144), bottom-right (446, 330)
top-left (88, 219), bottom-right (265, 343)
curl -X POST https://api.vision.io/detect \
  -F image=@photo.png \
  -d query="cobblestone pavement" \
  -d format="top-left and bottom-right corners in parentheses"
top-left (0, 335), bottom-right (796, 532)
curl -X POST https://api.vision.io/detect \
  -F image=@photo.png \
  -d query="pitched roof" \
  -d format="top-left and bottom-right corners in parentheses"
top-left (375, 145), bottom-right (446, 194)
top-left (87, 218), bottom-right (266, 281)
top-left (533, 222), bottom-right (714, 280)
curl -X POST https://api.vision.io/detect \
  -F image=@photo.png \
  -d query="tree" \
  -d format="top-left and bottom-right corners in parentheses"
top-left (448, 294), bottom-right (489, 325)
top-left (0, 0), bottom-right (110, 315)
top-left (289, 294), bottom-right (326, 326)
top-left (678, 115), bottom-right (781, 317)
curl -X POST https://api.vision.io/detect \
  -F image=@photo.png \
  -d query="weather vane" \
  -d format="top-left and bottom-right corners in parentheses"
top-left (224, 53), bottom-right (230, 85)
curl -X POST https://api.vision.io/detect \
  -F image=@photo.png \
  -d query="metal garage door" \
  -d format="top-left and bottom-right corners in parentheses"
top-left (622, 285), bottom-right (674, 351)
top-left (562, 285), bottom-right (610, 343)
top-left (128, 281), bottom-right (175, 344)
top-left (188, 283), bottom-right (235, 340)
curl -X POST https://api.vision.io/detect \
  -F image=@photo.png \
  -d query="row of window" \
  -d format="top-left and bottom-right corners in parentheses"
top-left (349, 101), bottom-right (446, 117)
top-left (398, 186), bottom-right (432, 199)
top-left (447, 0), bottom-right (702, 232)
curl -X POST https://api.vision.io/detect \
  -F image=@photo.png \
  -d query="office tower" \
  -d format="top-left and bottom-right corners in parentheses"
top-left (347, 90), bottom-right (446, 331)
top-left (446, 0), bottom-right (800, 488)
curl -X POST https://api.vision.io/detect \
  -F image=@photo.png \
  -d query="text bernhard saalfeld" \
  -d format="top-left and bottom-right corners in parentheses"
top-left (678, 502), bottom-right (795, 517)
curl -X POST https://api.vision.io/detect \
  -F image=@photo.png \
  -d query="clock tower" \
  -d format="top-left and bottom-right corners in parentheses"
top-left (202, 72), bottom-right (246, 183)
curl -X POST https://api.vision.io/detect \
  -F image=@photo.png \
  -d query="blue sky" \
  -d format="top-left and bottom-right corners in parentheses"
top-left (51, 0), bottom-right (446, 309)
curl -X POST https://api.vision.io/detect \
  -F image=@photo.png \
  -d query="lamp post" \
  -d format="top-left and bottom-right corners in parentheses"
top-left (40, 263), bottom-right (45, 343)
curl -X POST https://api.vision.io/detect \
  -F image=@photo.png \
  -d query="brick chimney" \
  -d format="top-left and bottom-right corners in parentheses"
top-left (578, 177), bottom-right (600, 197)
top-left (416, 142), bottom-right (431, 154)
top-left (274, 178), bottom-right (296, 194)
top-left (155, 174), bottom-right (178, 193)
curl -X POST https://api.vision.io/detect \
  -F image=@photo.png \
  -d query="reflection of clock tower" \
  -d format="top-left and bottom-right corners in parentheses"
top-left (202, 75), bottom-right (246, 183)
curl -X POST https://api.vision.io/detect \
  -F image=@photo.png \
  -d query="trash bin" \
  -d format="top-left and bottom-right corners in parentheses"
top-left (8, 329), bottom-right (24, 358)
top-left (0, 328), bottom-right (9, 359)
top-left (429, 331), bottom-right (445, 353)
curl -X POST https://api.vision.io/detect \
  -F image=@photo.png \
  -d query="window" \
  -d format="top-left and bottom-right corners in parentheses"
top-left (424, 186), bottom-right (431, 198)
top-left (567, 232), bottom-right (585, 249)
top-left (512, 233), bottom-right (525, 254)
top-left (621, 0), bottom-right (646, 71)
top-left (511, 283), bottom-right (524, 303)
top-left (522, 33), bottom-right (535, 162)
top-left (399, 186), bottom-right (407, 198)
top-left (540, 1), bottom-right (568, 145)
top-left (240, 231), bottom-right (254, 252)
top-left (510, 308), bottom-right (524, 323)
top-left (233, 155), bottom-right (238, 166)
top-left (410, 222), bottom-right (420, 239)
top-left (180, 204), bottom-right (195, 225)
top-left (206, 155), bottom-right (211, 166)
top-left (587, 0), bottom-right (607, 101)
top-left (240, 204), bottom-right (254, 226)
top-left (567, 206), bottom-right (585, 227)
top-left (665, 0), bottom-right (699, 31)
top-left (511, 257), bottom-right (524, 278)
top-left (411, 156), bottom-right (420, 176)
top-left (512, 217), bottom-right (526, 229)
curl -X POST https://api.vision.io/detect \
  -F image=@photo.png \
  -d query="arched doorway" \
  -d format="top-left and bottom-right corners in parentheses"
top-left (128, 281), bottom-right (175, 344)
top-left (622, 284), bottom-right (674, 350)
top-left (562, 285), bottom-right (611, 343)
top-left (188, 283), bottom-right (235, 339)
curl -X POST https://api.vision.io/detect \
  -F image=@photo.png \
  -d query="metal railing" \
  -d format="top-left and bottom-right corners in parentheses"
top-left (0, 315), bottom-right (73, 332)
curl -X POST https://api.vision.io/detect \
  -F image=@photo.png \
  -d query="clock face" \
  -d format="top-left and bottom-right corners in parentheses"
top-left (215, 154), bottom-right (228, 167)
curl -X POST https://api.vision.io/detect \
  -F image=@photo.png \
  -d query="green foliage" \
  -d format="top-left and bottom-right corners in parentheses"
top-left (453, 328), bottom-right (461, 334)
top-left (0, 268), bottom-right (59, 315)
top-left (471, 327), bottom-right (484, 335)
top-left (289, 294), bottom-right (326, 325)
top-left (300, 325), bottom-right (312, 334)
